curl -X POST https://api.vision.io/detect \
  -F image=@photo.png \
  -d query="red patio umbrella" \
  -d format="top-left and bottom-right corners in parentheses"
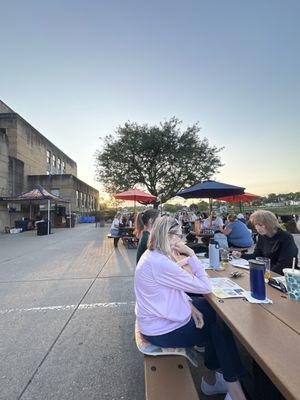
top-left (216, 193), bottom-right (260, 202)
top-left (216, 193), bottom-right (260, 212)
top-left (114, 189), bottom-right (156, 212)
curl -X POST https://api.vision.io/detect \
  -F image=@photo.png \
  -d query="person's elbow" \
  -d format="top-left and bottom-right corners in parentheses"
top-left (196, 277), bottom-right (212, 294)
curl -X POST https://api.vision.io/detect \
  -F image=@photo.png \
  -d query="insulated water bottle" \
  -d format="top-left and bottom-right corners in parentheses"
top-left (249, 259), bottom-right (266, 300)
top-left (209, 239), bottom-right (220, 269)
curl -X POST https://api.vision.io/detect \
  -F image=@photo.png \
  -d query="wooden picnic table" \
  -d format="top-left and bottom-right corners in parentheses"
top-left (119, 226), bottom-right (135, 234)
top-left (204, 263), bottom-right (300, 400)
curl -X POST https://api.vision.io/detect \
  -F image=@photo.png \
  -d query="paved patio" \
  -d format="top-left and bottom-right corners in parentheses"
top-left (0, 225), bottom-right (143, 400)
top-left (0, 225), bottom-right (299, 400)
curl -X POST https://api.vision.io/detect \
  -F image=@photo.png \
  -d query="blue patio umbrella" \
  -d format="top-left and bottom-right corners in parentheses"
top-left (176, 180), bottom-right (245, 211)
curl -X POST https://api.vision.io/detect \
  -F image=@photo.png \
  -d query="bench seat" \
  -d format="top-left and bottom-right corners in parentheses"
top-left (135, 323), bottom-right (199, 400)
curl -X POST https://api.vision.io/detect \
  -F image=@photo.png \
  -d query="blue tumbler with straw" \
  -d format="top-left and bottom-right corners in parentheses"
top-left (249, 259), bottom-right (266, 300)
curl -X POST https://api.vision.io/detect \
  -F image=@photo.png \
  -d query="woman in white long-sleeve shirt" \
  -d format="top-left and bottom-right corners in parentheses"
top-left (135, 217), bottom-right (247, 400)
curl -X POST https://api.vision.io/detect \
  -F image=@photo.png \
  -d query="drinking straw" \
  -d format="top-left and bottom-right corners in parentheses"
top-left (292, 257), bottom-right (295, 272)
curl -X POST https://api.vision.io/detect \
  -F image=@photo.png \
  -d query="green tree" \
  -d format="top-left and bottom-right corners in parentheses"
top-left (162, 203), bottom-right (183, 213)
top-left (95, 118), bottom-right (223, 205)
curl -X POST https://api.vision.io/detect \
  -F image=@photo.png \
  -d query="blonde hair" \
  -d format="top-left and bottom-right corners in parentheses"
top-left (250, 210), bottom-right (280, 235)
top-left (148, 216), bottom-right (181, 258)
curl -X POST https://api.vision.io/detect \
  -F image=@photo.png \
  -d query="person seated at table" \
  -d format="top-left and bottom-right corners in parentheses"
top-left (180, 211), bottom-right (190, 234)
top-left (110, 212), bottom-right (122, 236)
top-left (237, 213), bottom-right (246, 224)
top-left (232, 210), bottom-right (298, 275)
top-left (203, 211), bottom-right (223, 231)
top-left (186, 219), bottom-right (201, 243)
top-left (119, 213), bottom-right (129, 228)
top-left (223, 214), bottom-right (253, 248)
top-left (135, 208), bottom-right (160, 264)
top-left (135, 216), bottom-right (247, 400)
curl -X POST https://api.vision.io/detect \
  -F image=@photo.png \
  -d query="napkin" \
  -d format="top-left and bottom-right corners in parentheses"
top-left (243, 291), bottom-right (273, 304)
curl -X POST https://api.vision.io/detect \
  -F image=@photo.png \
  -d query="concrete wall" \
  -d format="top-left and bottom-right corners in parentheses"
top-left (0, 101), bottom-right (14, 113)
top-left (27, 175), bottom-right (99, 213)
top-left (16, 118), bottom-right (77, 187)
top-left (0, 129), bottom-right (9, 196)
top-left (0, 204), bottom-right (10, 232)
top-left (0, 113), bottom-right (78, 196)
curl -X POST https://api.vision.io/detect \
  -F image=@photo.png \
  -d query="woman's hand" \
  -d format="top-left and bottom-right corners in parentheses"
top-left (172, 241), bottom-right (195, 257)
top-left (190, 303), bottom-right (204, 329)
top-left (232, 251), bottom-right (242, 259)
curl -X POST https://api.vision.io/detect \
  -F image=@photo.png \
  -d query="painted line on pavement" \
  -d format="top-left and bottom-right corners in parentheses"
top-left (0, 301), bottom-right (135, 315)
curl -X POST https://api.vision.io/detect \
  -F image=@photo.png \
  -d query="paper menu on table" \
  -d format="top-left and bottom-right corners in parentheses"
top-left (210, 278), bottom-right (246, 299)
top-left (229, 259), bottom-right (249, 269)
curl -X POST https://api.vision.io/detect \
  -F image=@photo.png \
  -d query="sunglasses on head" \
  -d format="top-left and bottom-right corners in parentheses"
top-left (169, 219), bottom-right (179, 230)
top-left (268, 278), bottom-right (287, 293)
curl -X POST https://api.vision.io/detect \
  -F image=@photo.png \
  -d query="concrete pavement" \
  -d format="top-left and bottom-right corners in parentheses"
top-left (0, 225), bottom-right (143, 400)
top-left (1, 226), bottom-right (299, 400)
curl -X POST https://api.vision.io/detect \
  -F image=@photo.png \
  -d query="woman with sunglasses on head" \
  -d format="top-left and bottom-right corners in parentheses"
top-left (232, 210), bottom-right (298, 275)
top-left (135, 216), bottom-right (246, 400)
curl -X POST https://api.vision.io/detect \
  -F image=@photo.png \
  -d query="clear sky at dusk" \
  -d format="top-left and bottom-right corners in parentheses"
top-left (1, 0), bottom-right (299, 197)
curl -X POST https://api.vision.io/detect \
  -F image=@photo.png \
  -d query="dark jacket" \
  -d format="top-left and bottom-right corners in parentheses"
top-left (243, 228), bottom-right (298, 275)
top-left (136, 231), bottom-right (150, 264)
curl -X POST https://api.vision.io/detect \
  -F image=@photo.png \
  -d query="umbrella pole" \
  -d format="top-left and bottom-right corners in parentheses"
top-left (134, 199), bottom-right (136, 214)
top-left (209, 198), bottom-right (213, 213)
top-left (239, 200), bottom-right (242, 213)
top-left (47, 200), bottom-right (50, 235)
top-left (29, 201), bottom-right (32, 219)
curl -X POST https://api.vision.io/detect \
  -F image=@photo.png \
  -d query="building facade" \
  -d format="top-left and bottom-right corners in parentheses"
top-left (0, 100), bottom-right (99, 230)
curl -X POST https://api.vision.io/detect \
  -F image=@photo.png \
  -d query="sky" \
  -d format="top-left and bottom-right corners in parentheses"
top-left (1, 0), bottom-right (299, 199)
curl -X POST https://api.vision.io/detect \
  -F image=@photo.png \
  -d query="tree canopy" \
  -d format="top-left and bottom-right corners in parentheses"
top-left (95, 118), bottom-right (223, 204)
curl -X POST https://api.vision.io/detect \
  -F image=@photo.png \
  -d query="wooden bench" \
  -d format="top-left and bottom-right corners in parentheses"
top-left (144, 355), bottom-right (199, 400)
top-left (135, 323), bottom-right (199, 400)
top-left (107, 234), bottom-right (122, 248)
top-left (107, 234), bottom-right (138, 249)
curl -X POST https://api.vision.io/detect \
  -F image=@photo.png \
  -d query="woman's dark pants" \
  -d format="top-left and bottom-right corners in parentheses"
top-left (143, 297), bottom-right (245, 382)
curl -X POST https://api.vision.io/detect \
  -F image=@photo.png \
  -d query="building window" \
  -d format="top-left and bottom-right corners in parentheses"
top-left (47, 150), bottom-right (51, 164)
top-left (52, 154), bottom-right (56, 167)
top-left (62, 161), bottom-right (66, 173)
top-left (0, 128), bottom-right (7, 135)
top-left (76, 190), bottom-right (79, 207)
top-left (57, 158), bottom-right (61, 171)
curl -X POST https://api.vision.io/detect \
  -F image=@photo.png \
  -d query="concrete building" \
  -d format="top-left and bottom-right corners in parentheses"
top-left (0, 100), bottom-right (99, 230)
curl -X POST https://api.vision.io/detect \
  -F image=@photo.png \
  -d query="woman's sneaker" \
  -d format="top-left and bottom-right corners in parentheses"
top-left (201, 372), bottom-right (228, 395)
